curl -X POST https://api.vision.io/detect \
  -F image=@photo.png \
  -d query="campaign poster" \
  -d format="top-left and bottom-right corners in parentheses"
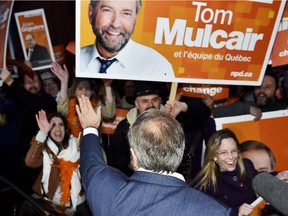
top-left (76, 0), bottom-right (285, 85)
top-left (0, 0), bottom-right (14, 71)
top-left (271, 2), bottom-right (288, 67)
top-left (101, 108), bottom-right (129, 135)
top-left (250, 198), bottom-right (266, 216)
top-left (15, 9), bottom-right (55, 71)
top-left (53, 44), bottom-right (65, 66)
top-left (215, 110), bottom-right (288, 171)
top-left (66, 40), bottom-right (75, 55)
top-left (271, 29), bottom-right (288, 67)
top-left (177, 83), bottom-right (229, 101)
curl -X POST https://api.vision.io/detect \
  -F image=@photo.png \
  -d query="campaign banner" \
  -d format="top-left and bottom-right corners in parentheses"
top-left (271, 29), bottom-right (288, 67)
top-left (0, 1), bottom-right (14, 71)
top-left (77, 0), bottom-right (285, 85)
top-left (177, 83), bottom-right (229, 101)
top-left (66, 40), bottom-right (75, 55)
top-left (101, 108), bottom-right (129, 135)
top-left (15, 9), bottom-right (55, 71)
top-left (271, 2), bottom-right (288, 67)
top-left (250, 197), bottom-right (266, 216)
top-left (215, 110), bottom-right (288, 171)
top-left (53, 44), bottom-right (65, 66)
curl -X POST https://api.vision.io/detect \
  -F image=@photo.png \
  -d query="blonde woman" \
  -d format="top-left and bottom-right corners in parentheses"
top-left (192, 128), bottom-right (257, 216)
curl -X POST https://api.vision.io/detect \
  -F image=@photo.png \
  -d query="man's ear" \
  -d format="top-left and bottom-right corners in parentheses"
top-left (134, 100), bottom-right (139, 110)
top-left (130, 148), bottom-right (139, 171)
top-left (88, 4), bottom-right (93, 25)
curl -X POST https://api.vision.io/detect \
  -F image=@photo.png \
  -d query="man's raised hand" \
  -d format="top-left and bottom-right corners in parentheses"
top-left (76, 95), bottom-right (101, 129)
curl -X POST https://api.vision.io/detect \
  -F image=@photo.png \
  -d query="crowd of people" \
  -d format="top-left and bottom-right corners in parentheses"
top-left (1, 0), bottom-right (288, 215)
top-left (1, 59), bottom-right (288, 215)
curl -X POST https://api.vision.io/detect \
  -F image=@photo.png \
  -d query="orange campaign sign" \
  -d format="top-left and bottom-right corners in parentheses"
top-left (271, 29), bottom-right (288, 67)
top-left (250, 198), bottom-right (266, 216)
top-left (215, 110), bottom-right (288, 172)
top-left (66, 41), bottom-right (75, 55)
top-left (14, 9), bottom-right (55, 71)
top-left (53, 44), bottom-right (65, 66)
top-left (0, 1), bottom-right (14, 71)
top-left (101, 108), bottom-right (129, 135)
top-left (271, 2), bottom-right (288, 67)
top-left (77, 0), bottom-right (286, 85)
top-left (177, 83), bottom-right (229, 101)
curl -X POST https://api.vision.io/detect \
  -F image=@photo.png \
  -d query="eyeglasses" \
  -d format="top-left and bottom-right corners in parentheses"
top-left (217, 149), bottom-right (239, 158)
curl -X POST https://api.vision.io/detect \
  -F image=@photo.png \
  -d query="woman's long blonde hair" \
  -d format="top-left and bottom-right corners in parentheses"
top-left (192, 128), bottom-right (246, 193)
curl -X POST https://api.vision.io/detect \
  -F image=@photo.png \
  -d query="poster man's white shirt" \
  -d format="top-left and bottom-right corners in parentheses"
top-left (80, 39), bottom-right (175, 81)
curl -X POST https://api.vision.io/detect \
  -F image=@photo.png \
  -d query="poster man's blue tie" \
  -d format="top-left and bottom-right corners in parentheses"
top-left (97, 57), bottom-right (117, 73)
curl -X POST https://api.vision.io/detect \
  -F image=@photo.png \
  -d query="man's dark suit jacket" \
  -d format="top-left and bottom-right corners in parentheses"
top-left (26, 44), bottom-right (52, 68)
top-left (80, 129), bottom-right (232, 216)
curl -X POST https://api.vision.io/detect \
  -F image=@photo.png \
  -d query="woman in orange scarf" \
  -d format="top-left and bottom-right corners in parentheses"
top-left (25, 110), bottom-right (90, 215)
top-left (51, 62), bottom-right (116, 138)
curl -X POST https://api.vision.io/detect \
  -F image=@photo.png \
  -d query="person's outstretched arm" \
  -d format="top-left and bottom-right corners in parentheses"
top-left (25, 110), bottom-right (51, 168)
top-left (76, 95), bottom-right (128, 215)
top-left (51, 62), bottom-right (70, 116)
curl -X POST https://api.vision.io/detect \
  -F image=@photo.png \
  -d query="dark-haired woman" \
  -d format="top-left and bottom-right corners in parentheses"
top-left (25, 110), bottom-right (90, 215)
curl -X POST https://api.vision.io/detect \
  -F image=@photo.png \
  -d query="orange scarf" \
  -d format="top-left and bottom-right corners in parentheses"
top-left (52, 158), bottom-right (80, 207)
top-left (67, 98), bottom-right (98, 137)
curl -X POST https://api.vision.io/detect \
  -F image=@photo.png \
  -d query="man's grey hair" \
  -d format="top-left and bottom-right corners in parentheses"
top-left (90, 0), bottom-right (142, 14)
top-left (128, 109), bottom-right (185, 173)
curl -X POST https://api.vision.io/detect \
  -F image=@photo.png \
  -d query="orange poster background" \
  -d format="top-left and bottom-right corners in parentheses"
top-left (282, 1), bottom-right (288, 17)
top-left (271, 2), bottom-right (288, 67)
top-left (66, 41), bottom-right (75, 55)
top-left (218, 115), bottom-right (288, 171)
top-left (53, 44), bottom-right (65, 65)
top-left (101, 108), bottom-right (129, 135)
top-left (271, 29), bottom-right (288, 67)
top-left (79, 0), bottom-right (285, 84)
top-left (250, 199), bottom-right (266, 216)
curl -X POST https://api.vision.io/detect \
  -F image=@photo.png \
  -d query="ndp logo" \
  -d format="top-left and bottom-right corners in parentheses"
top-left (230, 71), bottom-right (253, 78)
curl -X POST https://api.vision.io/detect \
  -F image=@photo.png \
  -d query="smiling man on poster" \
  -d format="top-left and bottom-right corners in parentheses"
top-left (80, 0), bottom-right (174, 80)
top-left (25, 34), bottom-right (51, 68)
